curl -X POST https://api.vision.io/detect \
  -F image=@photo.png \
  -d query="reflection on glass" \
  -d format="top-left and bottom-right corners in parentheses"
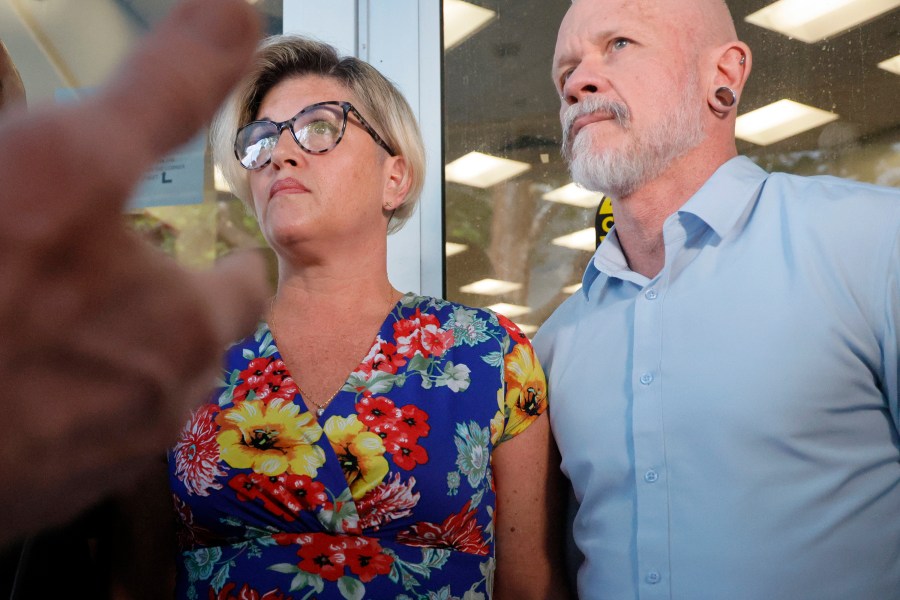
top-left (2, 0), bottom-right (284, 271)
top-left (443, 0), bottom-right (899, 330)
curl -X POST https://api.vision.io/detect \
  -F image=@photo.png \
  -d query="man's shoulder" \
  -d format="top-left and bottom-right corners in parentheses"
top-left (764, 171), bottom-right (900, 210)
top-left (757, 172), bottom-right (900, 241)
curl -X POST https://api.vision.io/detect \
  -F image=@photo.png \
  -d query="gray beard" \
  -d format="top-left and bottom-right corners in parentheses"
top-left (562, 83), bottom-right (706, 199)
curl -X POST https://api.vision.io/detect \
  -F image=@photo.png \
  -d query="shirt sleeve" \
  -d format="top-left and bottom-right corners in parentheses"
top-left (493, 312), bottom-right (548, 446)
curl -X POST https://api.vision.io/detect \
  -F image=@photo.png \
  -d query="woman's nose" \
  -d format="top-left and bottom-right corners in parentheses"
top-left (269, 127), bottom-right (301, 168)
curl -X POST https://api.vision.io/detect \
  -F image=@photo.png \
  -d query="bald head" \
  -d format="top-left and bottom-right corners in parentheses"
top-left (555, 0), bottom-right (752, 198)
top-left (0, 40), bottom-right (26, 111)
top-left (568, 0), bottom-right (738, 52)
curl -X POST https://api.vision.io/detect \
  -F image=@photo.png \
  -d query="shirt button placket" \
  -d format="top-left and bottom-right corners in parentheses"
top-left (632, 281), bottom-right (669, 599)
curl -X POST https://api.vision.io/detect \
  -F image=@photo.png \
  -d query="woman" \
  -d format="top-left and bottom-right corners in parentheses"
top-left (169, 35), bottom-right (567, 599)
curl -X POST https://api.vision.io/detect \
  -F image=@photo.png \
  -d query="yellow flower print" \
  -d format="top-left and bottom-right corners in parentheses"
top-left (216, 398), bottom-right (325, 477)
top-left (502, 343), bottom-right (548, 438)
top-left (489, 388), bottom-right (505, 445)
top-left (324, 415), bottom-right (389, 500)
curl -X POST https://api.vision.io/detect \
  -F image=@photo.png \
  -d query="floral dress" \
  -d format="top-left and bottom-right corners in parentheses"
top-left (168, 294), bottom-right (548, 600)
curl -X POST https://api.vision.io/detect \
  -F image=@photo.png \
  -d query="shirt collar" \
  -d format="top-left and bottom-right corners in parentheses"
top-left (582, 156), bottom-right (769, 299)
top-left (676, 155), bottom-right (769, 239)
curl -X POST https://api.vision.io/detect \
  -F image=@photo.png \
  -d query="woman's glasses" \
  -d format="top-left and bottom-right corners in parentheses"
top-left (234, 100), bottom-right (396, 170)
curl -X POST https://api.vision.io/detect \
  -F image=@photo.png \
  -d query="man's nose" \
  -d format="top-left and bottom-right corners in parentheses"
top-left (562, 61), bottom-right (608, 106)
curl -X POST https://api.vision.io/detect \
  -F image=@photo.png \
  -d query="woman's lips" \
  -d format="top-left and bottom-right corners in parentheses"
top-left (269, 177), bottom-right (310, 200)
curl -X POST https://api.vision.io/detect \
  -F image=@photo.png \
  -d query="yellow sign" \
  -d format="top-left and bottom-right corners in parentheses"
top-left (595, 196), bottom-right (614, 247)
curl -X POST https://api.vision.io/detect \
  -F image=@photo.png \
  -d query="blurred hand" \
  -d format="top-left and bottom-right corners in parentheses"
top-left (0, 38), bottom-right (27, 109)
top-left (0, 0), bottom-right (266, 543)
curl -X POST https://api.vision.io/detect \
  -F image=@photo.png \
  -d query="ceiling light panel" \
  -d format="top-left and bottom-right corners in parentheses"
top-left (486, 303), bottom-right (531, 318)
top-left (744, 0), bottom-right (900, 43)
top-left (445, 152), bottom-right (531, 188)
top-left (552, 228), bottom-right (597, 252)
top-left (515, 323), bottom-right (539, 335)
top-left (735, 99), bottom-right (839, 146)
top-left (878, 54), bottom-right (900, 75)
top-left (543, 182), bottom-right (605, 208)
top-left (443, 0), bottom-right (497, 50)
top-left (459, 278), bottom-right (523, 295)
top-left (445, 242), bottom-right (469, 257)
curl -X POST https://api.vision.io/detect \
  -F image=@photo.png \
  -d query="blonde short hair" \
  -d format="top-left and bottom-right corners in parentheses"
top-left (210, 35), bottom-right (425, 234)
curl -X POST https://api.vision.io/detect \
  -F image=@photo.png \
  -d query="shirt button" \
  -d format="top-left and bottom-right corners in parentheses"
top-left (640, 373), bottom-right (654, 385)
top-left (644, 469), bottom-right (659, 483)
top-left (646, 571), bottom-right (661, 584)
top-left (644, 289), bottom-right (658, 300)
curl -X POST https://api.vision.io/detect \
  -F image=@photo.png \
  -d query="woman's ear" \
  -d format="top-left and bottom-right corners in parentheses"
top-left (707, 42), bottom-right (751, 115)
top-left (382, 155), bottom-right (411, 211)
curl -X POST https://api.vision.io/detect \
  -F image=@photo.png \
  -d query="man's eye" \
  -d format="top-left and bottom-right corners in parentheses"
top-left (612, 38), bottom-right (630, 51)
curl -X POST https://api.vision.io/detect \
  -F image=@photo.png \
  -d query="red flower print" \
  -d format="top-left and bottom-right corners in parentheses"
top-left (357, 396), bottom-right (401, 428)
top-left (361, 337), bottom-right (407, 375)
top-left (393, 309), bottom-right (454, 359)
top-left (397, 501), bottom-right (489, 555)
top-left (385, 431), bottom-right (428, 471)
top-left (342, 536), bottom-right (394, 582)
top-left (211, 583), bottom-right (292, 600)
top-left (496, 312), bottom-right (529, 346)
top-left (357, 473), bottom-right (420, 530)
top-left (368, 418), bottom-right (402, 448)
top-left (277, 474), bottom-right (329, 512)
top-left (232, 357), bottom-right (299, 404)
top-left (173, 494), bottom-right (216, 550)
top-left (396, 404), bottom-right (430, 439)
top-left (174, 405), bottom-right (226, 496)
top-left (295, 533), bottom-right (348, 581)
top-left (227, 473), bottom-right (328, 521)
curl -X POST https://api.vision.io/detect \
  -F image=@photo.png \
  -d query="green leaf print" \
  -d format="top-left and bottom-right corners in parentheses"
top-left (268, 562), bottom-right (300, 574)
top-left (338, 576), bottom-right (366, 600)
top-left (481, 351), bottom-right (503, 368)
top-left (209, 561), bottom-right (232, 593)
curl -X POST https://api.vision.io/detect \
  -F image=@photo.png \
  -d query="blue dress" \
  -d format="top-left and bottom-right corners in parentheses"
top-left (168, 294), bottom-right (548, 600)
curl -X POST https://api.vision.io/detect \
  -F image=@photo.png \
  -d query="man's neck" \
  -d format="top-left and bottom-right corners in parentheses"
top-left (611, 148), bottom-right (734, 278)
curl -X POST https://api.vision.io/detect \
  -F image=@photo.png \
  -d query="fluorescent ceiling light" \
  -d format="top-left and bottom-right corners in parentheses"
top-left (459, 278), bottom-right (523, 295)
top-left (735, 99), bottom-right (838, 146)
top-left (443, 0), bottom-right (497, 50)
top-left (445, 152), bottom-right (531, 189)
top-left (745, 0), bottom-right (900, 43)
top-left (486, 302), bottom-right (531, 318)
top-left (445, 242), bottom-right (469, 257)
top-left (562, 283), bottom-right (583, 294)
top-left (878, 54), bottom-right (900, 75)
top-left (552, 228), bottom-right (596, 252)
top-left (543, 182), bottom-right (605, 208)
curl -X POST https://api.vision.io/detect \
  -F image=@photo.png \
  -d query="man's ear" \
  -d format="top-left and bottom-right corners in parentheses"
top-left (707, 42), bottom-right (751, 115)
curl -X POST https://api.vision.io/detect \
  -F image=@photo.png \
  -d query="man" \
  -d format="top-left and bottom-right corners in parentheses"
top-left (534, 0), bottom-right (900, 598)
top-left (0, 0), bottom-right (268, 546)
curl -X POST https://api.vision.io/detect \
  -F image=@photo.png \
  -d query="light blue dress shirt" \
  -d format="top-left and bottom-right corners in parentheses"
top-left (534, 156), bottom-right (900, 600)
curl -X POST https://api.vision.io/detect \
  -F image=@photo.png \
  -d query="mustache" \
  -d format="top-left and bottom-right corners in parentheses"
top-left (561, 96), bottom-right (631, 159)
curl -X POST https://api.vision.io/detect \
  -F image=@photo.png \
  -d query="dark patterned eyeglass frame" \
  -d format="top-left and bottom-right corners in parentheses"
top-left (234, 100), bottom-right (397, 170)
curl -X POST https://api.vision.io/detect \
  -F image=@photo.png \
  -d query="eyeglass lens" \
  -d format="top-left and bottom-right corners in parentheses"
top-left (236, 104), bottom-right (347, 169)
